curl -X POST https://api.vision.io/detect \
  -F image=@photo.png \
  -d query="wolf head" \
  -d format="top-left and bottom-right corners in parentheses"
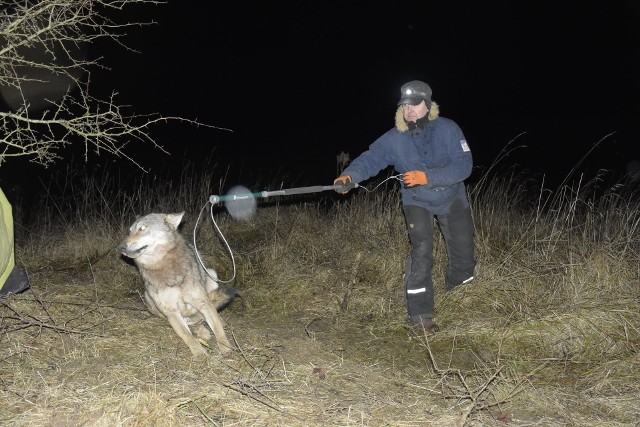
top-left (118, 212), bottom-right (185, 261)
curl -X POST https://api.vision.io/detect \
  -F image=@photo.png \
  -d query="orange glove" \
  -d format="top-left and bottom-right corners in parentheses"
top-left (333, 175), bottom-right (352, 194)
top-left (402, 170), bottom-right (428, 187)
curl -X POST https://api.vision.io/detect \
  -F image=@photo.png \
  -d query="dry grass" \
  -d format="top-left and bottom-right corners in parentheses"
top-left (2, 158), bottom-right (639, 426)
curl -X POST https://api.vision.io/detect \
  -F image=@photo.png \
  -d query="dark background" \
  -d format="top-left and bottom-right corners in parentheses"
top-left (3, 1), bottom-right (640, 195)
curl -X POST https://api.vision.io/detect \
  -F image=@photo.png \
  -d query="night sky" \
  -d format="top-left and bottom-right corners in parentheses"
top-left (4, 1), bottom-right (640, 191)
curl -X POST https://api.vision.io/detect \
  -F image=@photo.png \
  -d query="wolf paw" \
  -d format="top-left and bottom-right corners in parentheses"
top-left (190, 346), bottom-right (209, 359)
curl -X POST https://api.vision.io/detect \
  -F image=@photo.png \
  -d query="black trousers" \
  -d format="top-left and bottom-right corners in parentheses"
top-left (403, 204), bottom-right (476, 320)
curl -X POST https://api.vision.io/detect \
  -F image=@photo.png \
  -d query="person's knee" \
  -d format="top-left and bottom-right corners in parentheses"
top-left (411, 240), bottom-right (431, 259)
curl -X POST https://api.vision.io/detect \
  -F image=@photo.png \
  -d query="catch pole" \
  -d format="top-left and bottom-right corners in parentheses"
top-left (209, 182), bottom-right (357, 204)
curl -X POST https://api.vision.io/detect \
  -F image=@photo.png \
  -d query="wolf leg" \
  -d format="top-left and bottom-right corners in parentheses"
top-left (199, 306), bottom-right (234, 357)
top-left (144, 290), bottom-right (166, 319)
top-left (164, 313), bottom-right (208, 358)
top-left (193, 323), bottom-right (212, 341)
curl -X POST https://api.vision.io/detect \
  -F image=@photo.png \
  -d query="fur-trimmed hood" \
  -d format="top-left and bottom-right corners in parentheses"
top-left (394, 101), bottom-right (440, 132)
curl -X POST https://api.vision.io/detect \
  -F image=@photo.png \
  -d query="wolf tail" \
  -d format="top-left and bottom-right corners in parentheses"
top-left (210, 285), bottom-right (241, 311)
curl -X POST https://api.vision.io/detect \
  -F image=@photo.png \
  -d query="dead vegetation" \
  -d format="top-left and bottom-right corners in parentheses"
top-left (1, 160), bottom-right (639, 426)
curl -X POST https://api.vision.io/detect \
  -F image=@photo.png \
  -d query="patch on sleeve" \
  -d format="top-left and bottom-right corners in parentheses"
top-left (460, 140), bottom-right (470, 152)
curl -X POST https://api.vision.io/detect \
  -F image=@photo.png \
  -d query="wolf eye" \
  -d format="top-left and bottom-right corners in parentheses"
top-left (139, 225), bottom-right (147, 231)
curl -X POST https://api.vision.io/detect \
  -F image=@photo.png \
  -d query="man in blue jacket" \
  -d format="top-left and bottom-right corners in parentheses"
top-left (334, 80), bottom-right (475, 333)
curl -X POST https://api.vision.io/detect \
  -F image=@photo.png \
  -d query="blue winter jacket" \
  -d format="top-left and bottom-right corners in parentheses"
top-left (341, 103), bottom-right (472, 215)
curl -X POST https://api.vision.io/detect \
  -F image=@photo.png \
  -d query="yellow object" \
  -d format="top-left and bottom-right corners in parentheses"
top-left (403, 171), bottom-right (428, 187)
top-left (0, 187), bottom-right (15, 292)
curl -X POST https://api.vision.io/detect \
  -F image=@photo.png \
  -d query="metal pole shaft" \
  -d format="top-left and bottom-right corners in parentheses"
top-left (209, 183), bottom-right (355, 205)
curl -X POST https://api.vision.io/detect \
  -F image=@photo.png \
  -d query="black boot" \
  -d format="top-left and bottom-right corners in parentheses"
top-left (0, 266), bottom-right (30, 296)
top-left (407, 314), bottom-right (440, 334)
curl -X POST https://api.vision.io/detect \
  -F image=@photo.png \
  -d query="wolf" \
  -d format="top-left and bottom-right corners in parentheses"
top-left (118, 212), bottom-right (237, 358)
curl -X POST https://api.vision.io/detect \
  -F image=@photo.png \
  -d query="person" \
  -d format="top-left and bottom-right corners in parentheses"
top-left (334, 80), bottom-right (475, 333)
top-left (0, 187), bottom-right (30, 297)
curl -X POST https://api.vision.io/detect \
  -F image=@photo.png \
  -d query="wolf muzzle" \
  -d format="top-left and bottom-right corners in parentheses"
top-left (118, 242), bottom-right (147, 259)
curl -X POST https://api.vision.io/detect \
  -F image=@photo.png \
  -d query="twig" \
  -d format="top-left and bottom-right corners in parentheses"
top-left (422, 336), bottom-right (525, 427)
top-left (10, 296), bottom-right (147, 312)
top-left (230, 328), bottom-right (266, 380)
top-left (0, 301), bottom-right (104, 336)
top-left (304, 317), bottom-right (320, 339)
top-left (341, 251), bottom-right (363, 311)
top-left (29, 286), bottom-right (56, 326)
top-left (192, 400), bottom-right (216, 425)
top-left (221, 381), bottom-right (286, 415)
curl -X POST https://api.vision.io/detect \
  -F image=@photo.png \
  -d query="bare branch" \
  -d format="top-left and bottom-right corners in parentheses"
top-left (0, 0), bottom-right (223, 168)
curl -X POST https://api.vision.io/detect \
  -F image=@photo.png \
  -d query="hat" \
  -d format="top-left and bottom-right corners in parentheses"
top-left (397, 80), bottom-right (432, 106)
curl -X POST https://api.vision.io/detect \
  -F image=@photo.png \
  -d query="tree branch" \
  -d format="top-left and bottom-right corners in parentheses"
top-left (0, 0), bottom-right (225, 169)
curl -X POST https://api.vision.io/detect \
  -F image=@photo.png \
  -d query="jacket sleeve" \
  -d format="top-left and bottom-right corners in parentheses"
top-left (340, 132), bottom-right (395, 184)
top-left (425, 121), bottom-right (472, 188)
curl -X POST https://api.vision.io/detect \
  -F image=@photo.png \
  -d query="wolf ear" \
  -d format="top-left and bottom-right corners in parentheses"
top-left (165, 212), bottom-right (185, 229)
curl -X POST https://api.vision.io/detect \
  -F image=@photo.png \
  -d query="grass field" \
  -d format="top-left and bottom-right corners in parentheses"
top-left (1, 158), bottom-right (639, 426)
